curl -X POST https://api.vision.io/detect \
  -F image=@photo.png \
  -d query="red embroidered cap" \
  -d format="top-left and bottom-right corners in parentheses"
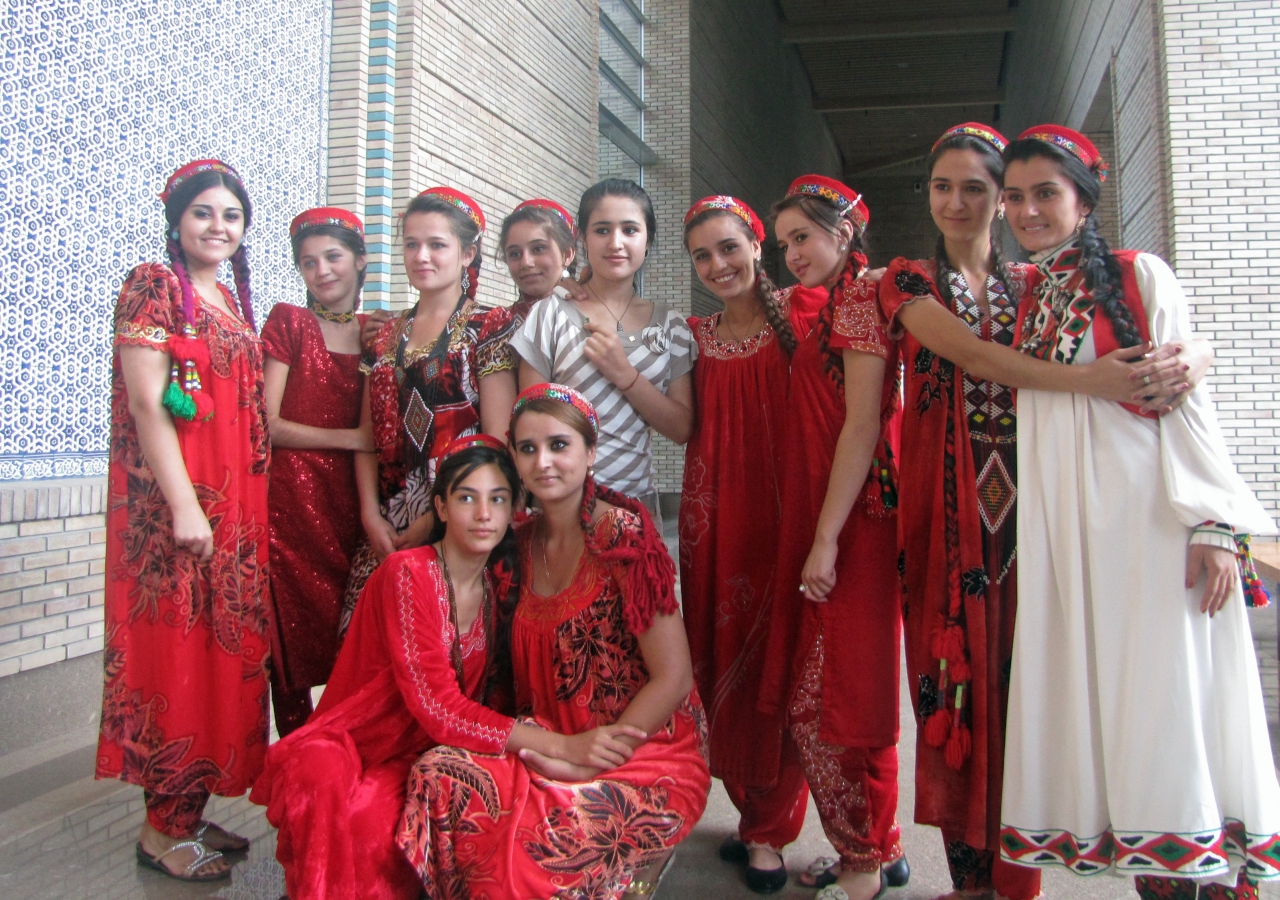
top-left (419, 186), bottom-right (487, 232)
top-left (289, 206), bottom-right (364, 239)
top-left (785, 175), bottom-right (869, 231)
top-left (440, 433), bottom-right (509, 462)
top-left (160, 159), bottom-right (241, 203)
top-left (514, 198), bottom-right (576, 237)
top-left (511, 383), bottom-right (599, 437)
top-left (684, 195), bottom-right (766, 243)
top-left (933, 122), bottom-right (1009, 154)
top-left (1017, 125), bottom-right (1109, 182)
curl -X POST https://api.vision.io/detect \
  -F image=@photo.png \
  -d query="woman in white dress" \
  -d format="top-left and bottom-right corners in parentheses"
top-left (997, 124), bottom-right (1280, 900)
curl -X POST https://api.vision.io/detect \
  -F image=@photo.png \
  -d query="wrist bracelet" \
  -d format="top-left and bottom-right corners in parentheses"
top-left (621, 369), bottom-right (641, 391)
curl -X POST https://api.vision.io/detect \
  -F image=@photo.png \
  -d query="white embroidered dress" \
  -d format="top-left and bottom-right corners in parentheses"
top-left (999, 243), bottom-right (1280, 885)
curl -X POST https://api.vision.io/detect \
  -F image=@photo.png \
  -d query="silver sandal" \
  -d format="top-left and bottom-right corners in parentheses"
top-left (135, 839), bottom-right (229, 882)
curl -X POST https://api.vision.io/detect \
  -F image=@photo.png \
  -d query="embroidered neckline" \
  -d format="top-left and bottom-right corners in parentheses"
top-left (1031, 238), bottom-right (1083, 287)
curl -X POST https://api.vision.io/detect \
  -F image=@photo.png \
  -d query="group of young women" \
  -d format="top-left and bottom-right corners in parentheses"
top-left (98, 121), bottom-right (1280, 900)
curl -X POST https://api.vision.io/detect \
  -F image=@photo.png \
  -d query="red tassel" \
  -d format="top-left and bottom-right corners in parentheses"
top-left (930, 618), bottom-right (949, 659)
top-left (924, 708), bottom-right (951, 748)
top-left (191, 390), bottom-right (215, 422)
top-left (166, 334), bottom-right (210, 367)
top-left (948, 657), bottom-right (971, 685)
top-left (940, 624), bottom-right (966, 662)
top-left (944, 685), bottom-right (971, 769)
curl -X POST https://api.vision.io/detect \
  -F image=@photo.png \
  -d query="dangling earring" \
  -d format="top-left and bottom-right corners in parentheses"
top-left (997, 209), bottom-right (1005, 220)
top-left (561, 268), bottom-right (571, 280)
top-left (588, 466), bottom-right (595, 478)
top-left (1074, 218), bottom-right (1085, 235)
top-left (461, 269), bottom-right (471, 294)
top-left (169, 228), bottom-right (180, 241)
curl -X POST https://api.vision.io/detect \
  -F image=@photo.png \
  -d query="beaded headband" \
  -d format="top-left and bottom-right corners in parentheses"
top-left (440, 433), bottom-right (509, 463)
top-left (160, 159), bottom-right (240, 204)
top-left (933, 122), bottom-right (1008, 154)
top-left (684, 195), bottom-right (766, 243)
top-left (290, 206), bottom-right (364, 239)
top-left (1017, 125), bottom-right (1109, 182)
top-left (514, 198), bottom-right (577, 238)
top-left (511, 383), bottom-right (599, 437)
top-left (785, 175), bottom-right (869, 231)
top-left (419, 186), bottom-right (487, 232)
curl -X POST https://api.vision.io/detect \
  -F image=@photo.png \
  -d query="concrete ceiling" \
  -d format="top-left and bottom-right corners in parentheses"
top-left (776, 0), bottom-right (1017, 177)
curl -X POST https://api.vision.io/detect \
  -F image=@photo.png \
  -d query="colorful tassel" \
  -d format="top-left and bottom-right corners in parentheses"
top-left (162, 366), bottom-right (196, 421)
top-left (944, 685), bottom-right (971, 770)
top-left (1235, 534), bottom-right (1271, 609)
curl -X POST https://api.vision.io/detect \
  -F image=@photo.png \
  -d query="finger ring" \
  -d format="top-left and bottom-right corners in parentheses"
top-left (1143, 374), bottom-right (1152, 386)
top-left (798, 585), bottom-right (807, 593)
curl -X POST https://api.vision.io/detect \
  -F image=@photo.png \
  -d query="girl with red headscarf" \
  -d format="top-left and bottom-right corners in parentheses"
top-left (99, 159), bottom-right (269, 882)
top-left (679, 195), bottom-right (826, 892)
top-left (341, 188), bottom-right (518, 625)
top-left (758, 176), bottom-right (904, 900)
top-left (261, 206), bottom-right (372, 736)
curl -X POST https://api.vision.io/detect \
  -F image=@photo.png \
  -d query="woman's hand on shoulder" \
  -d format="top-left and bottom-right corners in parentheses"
top-left (1130, 339), bottom-right (1213, 414)
top-left (361, 309), bottom-right (395, 353)
top-left (363, 511), bottom-right (399, 562)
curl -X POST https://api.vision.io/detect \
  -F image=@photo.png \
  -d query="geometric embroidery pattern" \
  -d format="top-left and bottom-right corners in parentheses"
top-left (975, 452), bottom-right (1016, 534)
top-left (404, 390), bottom-right (434, 452)
top-left (999, 820), bottom-right (1280, 880)
top-left (0, 0), bottom-right (328, 480)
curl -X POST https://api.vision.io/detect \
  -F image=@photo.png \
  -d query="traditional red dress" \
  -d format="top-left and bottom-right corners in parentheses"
top-left (251, 545), bottom-right (514, 900)
top-left (678, 286), bottom-right (825, 849)
top-left (98, 263), bottom-right (271, 835)
top-left (341, 300), bottom-right (515, 624)
top-left (880, 259), bottom-right (1040, 900)
top-left (261, 303), bottom-right (367, 735)
top-left (398, 509), bottom-right (711, 899)
top-left (758, 273), bottom-right (903, 872)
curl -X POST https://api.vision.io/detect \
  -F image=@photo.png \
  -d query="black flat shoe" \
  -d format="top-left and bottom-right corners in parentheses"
top-left (882, 855), bottom-right (910, 887)
top-left (745, 862), bottom-right (788, 894)
top-left (719, 835), bottom-right (748, 864)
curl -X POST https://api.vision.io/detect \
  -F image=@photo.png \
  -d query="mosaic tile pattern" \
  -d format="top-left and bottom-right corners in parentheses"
top-left (0, 0), bottom-right (329, 480)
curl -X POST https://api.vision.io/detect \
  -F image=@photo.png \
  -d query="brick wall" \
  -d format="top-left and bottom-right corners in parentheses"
top-left (1161, 0), bottom-right (1280, 512)
top-left (0, 480), bottom-right (106, 677)
top-left (1112, 0), bottom-right (1170, 258)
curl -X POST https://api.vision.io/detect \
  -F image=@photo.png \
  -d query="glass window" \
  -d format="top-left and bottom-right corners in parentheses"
top-left (597, 0), bottom-right (651, 183)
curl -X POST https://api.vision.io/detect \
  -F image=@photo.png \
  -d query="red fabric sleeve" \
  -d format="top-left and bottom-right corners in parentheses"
top-left (828, 276), bottom-right (890, 359)
top-left (879, 257), bottom-right (941, 340)
top-left (475, 306), bottom-right (516, 377)
top-left (591, 507), bottom-right (679, 635)
top-left (260, 303), bottom-right (302, 365)
top-left (381, 550), bottom-right (515, 754)
top-left (113, 262), bottom-right (179, 351)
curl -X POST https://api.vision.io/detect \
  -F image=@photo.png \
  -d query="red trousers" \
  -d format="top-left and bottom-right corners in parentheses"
top-left (788, 635), bottom-right (901, 872)
top-left (723, 733), bottom-right (810, 850)
top-left (259, 732), bottom-right (420, 900)
top-left (144, 790), bottom-right (209, 838)
top-left (942, 830), bottom-right (1042, 900)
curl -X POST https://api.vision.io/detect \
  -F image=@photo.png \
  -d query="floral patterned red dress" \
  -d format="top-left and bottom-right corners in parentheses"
top-left (261, 303), bottom-right (367, 736)
top-left (397, 510), bottom-right (711, 900)
top-left (97, 262), bottom-right (271, 836)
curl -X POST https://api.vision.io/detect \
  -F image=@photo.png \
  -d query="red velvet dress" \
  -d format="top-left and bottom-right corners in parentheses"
top-left (678, 286), bottom-right (825, 847)
top-left (261, 304), bottom-right (366, 732)
top-left (398, 511), bottom-right (711, 900)
top-left (251, 545), bottom-right (514, 900)
top-left (880, 260), bottom-right (1041, 899)
top-left (758, 274), bottom-right (904, 870)
top-left (97, 263), bottom-right (271, 831)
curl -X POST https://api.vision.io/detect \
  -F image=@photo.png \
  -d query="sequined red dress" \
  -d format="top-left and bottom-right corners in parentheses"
top-left (97, 263), bottom-right (271, 833)
top-left (678, 286), bottom-right (825, 849)
top-left (251, 545), bottom-right (514, 900)
top-left (758, 274), bottom-right (904, 873)
top-left (261, 303), bottom-right (366, 734)
top-left (398, 510), bottom-right (711, 900)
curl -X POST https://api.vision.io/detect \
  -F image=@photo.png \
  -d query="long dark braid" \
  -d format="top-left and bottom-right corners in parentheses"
top-left (229, 244), bottom-right (255, 329)
top-left (164, 234), bottom-right (198, 327)
top-left (1004, 138), bottom-right (1142, 348)
top-left (756, 261), bottom-right (798, 354)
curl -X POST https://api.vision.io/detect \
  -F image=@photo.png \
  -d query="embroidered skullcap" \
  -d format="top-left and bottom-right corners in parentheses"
top-left (511, 383), bottom-right (599, 437)
top-left (160, 159), bottom-right (241, 203)
top-left (419, 186), bottom-right (487, 232)
top-left (1017, 125), bottom-right (1109, 182)
top-left (289, 206), bottom-right (364, 239)
top-left (440, 433), bottom-right (509, 463)
top-left (933, 122), bottom-right (1009, 154)
top-left (684, 196), bottom-right (766, 243)
top-left (514, 198), bottom-right (576, 238)
top-left (785, 175), bottom-right (869, 231)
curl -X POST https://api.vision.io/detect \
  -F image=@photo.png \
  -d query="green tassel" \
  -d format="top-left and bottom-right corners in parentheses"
top-left (162, 380), bottom-right (197, 421)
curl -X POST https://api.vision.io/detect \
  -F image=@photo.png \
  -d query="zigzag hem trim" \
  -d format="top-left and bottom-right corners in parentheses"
top-left (999, 820), bottom-right (1280, 881)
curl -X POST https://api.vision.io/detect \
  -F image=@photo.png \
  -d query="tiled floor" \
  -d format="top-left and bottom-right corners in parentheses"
top-left (0, 594), bottom-right (1275, 899)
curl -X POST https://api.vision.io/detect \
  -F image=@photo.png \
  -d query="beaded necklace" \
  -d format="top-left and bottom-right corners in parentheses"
top-left (313, 306), bottom-right (356, 324)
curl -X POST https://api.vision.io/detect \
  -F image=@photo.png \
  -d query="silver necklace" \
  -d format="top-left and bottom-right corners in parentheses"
top-left (588, 283), bottom-right (637, 333)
